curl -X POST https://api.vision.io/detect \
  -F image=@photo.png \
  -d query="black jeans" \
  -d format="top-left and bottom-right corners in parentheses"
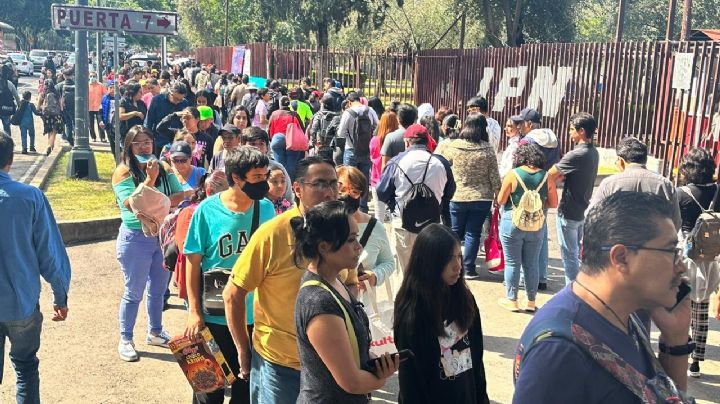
top-left (88, 111), bottom-right (105, 140)
top-left (192, 322), bottom-right (250, 404)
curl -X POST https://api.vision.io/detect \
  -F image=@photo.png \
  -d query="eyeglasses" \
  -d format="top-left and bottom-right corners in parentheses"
top-left (131, 140), bottom-right (153, 147)
top-left (300, 179), bottom-right (339, 191)
top-left (172, 158), bottom-right (188, 164)
top-left (600, 245), bottom-right (683, 265)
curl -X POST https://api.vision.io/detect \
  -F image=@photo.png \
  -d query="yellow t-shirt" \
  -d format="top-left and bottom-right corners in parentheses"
top-left (231, 206), bottom-right (305, 370)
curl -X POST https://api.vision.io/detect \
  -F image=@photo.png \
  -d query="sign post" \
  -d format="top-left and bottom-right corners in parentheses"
top-left (113, 32), bottom-right (120, 164)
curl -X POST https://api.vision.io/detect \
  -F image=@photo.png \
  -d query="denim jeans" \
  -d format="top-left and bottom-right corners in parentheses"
top-left (556, 214), bottom-right (584, 285)
top-left (116, 225), bottom-right (170, 341)
top-left (0, 114), bottom-right (10, 137)
top-left (20, 124), bottom-right (35, 151)
top-left (343, 148), bottom-right (372, 213)
top-left (270, 134), bottom-right (304, 180)
top-left (63, 111), bottom-right (74, 146)
top-left (500, 214), bottom-right (543, 301)
top-left (450, 200), bottom-right (492, 274)
top-left (250, 349), bottom-right (301, 404)
top-left (539, 210), bottom-right (549, 283)
top-left (0, 308), bottom-right (42, 404)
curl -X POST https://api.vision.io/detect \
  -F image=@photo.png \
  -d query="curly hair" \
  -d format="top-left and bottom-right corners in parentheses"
top-left (679, 147), bottom-right (716, 185)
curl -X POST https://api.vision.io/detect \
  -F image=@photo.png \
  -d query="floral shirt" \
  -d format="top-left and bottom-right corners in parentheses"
top-left (273, 198), bottom-right (293, 215)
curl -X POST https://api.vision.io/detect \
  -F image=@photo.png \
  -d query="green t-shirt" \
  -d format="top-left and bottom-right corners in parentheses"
top-left (183, 193), bottom-right (276, 325)
top-left (292, 100), bottom-right (314, 125)
top-left (112, 171), bottom-right (183, 230)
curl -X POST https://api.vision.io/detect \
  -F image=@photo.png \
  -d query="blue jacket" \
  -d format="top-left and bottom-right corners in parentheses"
top-left (0, 171), bottom-right (71, 321)
top-left (101, 93), bottom-right (113, 124)
top-left (144, 92), bottom-right (188, 139)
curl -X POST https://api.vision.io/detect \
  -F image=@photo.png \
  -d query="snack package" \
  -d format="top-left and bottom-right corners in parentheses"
top-left (169, 328), bottom-right (237, 393)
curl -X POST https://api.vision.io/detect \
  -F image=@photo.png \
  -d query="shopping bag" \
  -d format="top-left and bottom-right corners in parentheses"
top-left (484, 207), bottom-right (504, 273)
top-left (286, 122), bottom-right (308, 151)
top-left (361, 280), bottom-right (397, 357)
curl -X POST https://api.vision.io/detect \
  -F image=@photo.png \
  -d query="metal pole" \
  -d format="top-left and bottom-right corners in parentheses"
top-left (615, 0), bottom-right (627, 42)
top-left (113, 32), bottom-right (121, 164)
top-left (224, 0), bottom-right (229, 46)
top-left (67, 0), bottom-right (99, 179)
top-left (680, 0), bottom-right (692, 41)
top-left (161, 36), bottom-right (167, 71)
top-left (666, 0), bottom-right (677, 40)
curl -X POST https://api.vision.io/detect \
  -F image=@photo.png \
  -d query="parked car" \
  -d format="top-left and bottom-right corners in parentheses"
top-left (29, 49), bottom-right (49, 71)
top-left (8, 53), bottom-right (33, 76)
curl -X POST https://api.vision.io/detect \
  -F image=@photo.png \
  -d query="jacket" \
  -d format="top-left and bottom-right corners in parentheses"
top-left (437, 139), bottom-right (501, 202)
top-left (520, 128), bottom-right (560, 170)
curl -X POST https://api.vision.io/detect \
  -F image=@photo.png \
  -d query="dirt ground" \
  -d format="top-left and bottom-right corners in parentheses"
top-left (2, 215), bottom-right (719, 404)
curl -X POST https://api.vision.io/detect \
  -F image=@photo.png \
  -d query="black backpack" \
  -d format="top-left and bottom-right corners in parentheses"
top-left (61, 82), bottom-right (75, 113)
top-left (243, 95), bottom-right (259, 121)
top-left (0, 80), bottom-right (16, 116)
top-left (397, 156), bottom-right (440, 233)
top-left (317, 111), bottom-right (340, 148)
top-left (347, 109), bottom-right (374, 157)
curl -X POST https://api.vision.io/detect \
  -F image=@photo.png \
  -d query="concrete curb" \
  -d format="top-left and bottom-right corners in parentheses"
top-left (31, 146), bottom-right (121, 245)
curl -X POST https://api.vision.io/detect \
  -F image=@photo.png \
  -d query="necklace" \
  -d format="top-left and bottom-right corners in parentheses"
top-left (574, 280), bottom-right (629, 334)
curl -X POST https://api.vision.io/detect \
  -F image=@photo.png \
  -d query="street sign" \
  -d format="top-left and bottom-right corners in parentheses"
top-left (51, 4), bottom-right (178, 36)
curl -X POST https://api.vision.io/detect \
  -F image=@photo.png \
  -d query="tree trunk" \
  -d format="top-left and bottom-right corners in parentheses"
top-left (316, 22), bottom-right (329, 48)
top-left (481, 0), bottom-right (503, 47)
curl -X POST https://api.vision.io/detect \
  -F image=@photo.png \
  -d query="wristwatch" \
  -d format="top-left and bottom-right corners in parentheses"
top-left (659, 337), bottom-right (696, 356)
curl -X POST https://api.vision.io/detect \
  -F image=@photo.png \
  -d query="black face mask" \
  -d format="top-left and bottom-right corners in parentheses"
top-left (242, 180), bottom-right (270, 201)
top-left (339, 194), bottom-right (360, 213)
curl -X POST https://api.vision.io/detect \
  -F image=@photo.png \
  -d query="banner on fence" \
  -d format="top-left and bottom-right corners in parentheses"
top-left (231, 46), bottom-right (245, 75)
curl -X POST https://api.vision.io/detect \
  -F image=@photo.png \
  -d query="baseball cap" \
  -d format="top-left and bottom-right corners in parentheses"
top-left (219, 123), bottom-right (240, 137)
top-left (197, 106), bottom-right (214, 121)
top-left (511, 108), bottom-right (541, 123)
top-left (169, 141), bottom-right (192, 159)
top-left (403, 124), bottom-right (430, 139)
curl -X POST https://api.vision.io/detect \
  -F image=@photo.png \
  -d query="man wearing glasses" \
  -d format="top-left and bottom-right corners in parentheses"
top-left (144, 81), bottom-right (189, 153)
top-left (514, 191), bottom-right (694, 404)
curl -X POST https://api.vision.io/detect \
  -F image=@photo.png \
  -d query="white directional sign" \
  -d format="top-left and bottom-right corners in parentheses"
top-left (51, 4), bottom-right (178, 36)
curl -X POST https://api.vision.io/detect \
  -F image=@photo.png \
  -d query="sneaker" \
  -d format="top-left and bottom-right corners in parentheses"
top-left (538, 282), bottom-right (548, 291)
top-left (465, 270), bottom-right (480, 280)
top-left (146, 329), bottom-right (172, 348)
top-left (21, 149), bottom-right (28, 154)
top-left (688, 361), bottom-right (700, 378)
top-left (29, 147), bottom-right (37, 153)
top-left (498, 298), bottom-right (521, 312)
top-left (118, 339), bottom-right (139, 362)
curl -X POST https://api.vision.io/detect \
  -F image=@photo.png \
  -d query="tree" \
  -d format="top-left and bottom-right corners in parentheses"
top-left (0, 0), bottom-right (55, 50)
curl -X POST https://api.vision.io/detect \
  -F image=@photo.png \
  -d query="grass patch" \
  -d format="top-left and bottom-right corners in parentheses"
top-left (45, 151), bottom-right (119, 221)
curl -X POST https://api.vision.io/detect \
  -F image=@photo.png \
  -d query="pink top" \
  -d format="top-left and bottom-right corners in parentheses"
top-left (141, 92), bottom-right (154, 109)
top-left (369, 135), bottom-right (382, 186)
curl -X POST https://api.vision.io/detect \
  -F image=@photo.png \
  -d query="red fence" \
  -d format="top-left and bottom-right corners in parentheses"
top-left (415, 42), bottom-right (720, 176)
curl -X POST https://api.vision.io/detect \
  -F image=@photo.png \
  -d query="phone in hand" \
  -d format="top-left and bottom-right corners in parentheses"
top-left (366, 349), bottom-right (414, 370)
top-left (671, 282), bottom-right (692, 310)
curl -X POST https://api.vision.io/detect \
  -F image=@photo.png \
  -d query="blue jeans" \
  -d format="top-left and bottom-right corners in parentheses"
top-left (556, 214), bottom-right (584, 285)
top-left (0, 308), bottom-right (42, 404)
top-left (0, 115), bottom-right (10, 137)
top-left (20, 124), bottom-right (35, 151)
top-left (539, 210), bottom-right (549, 283)
top-left (500, 214), bottom-right (543, 301)
top-left (270, 134), bottom-right (304, 180)
top-left (450, 200), bottom-right (492, 274)
top-left (250, 349), bottom-right (301, 404)
top-left (343, 148), bottom-right (372, 213)
top-left (63, 111), bottom-right (74, 146)
top-left (116, 225), bottom-right (170, 341)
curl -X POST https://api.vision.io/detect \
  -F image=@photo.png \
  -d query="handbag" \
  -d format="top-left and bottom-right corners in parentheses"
top-left (202, 201), bottom-right (260, 316)
top-left (285, 117), bottom-right (308, 152)
top-left (10, 101), bottom-right (27, 126)
top-left (361, 279), bottom-right (398, 358)
top-left (128, 182), bottom-right (171, 237)
top-left (484, 206), bottom-right (505, 273)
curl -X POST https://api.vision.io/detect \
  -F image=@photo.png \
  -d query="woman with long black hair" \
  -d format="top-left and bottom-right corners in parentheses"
top-left (394, 223), bottom-right (489, 404)
top-left (111, 125), bottom-right (185, 362)
top-left (118, 81), bottom-right (147, 144)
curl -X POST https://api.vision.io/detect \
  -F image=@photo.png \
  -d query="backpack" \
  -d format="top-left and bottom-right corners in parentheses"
top-left (0, 81), bottom-right (16, 116)
top-left (316, 111), bottom-right (340, 148)
top-left (158, 207), bottom-right (183, 271)
top-left (680, 185), bottom-right (720, 262)
top-left (510, 170), bottom-right (548, 232)
top-left (397, 155), bottom-right (440, 233)
top-left (61, 83), bottom-right (75, 113)
top-left (44, 92), bottom-right (60, 116)
top-left (243, 95), bottom-right (259, 121)
top-left (347, 109), bottom-right (373, 156)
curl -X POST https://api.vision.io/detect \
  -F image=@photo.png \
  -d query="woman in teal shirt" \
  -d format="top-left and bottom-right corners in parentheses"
top-left (112, 125), bottom-right (185, 362)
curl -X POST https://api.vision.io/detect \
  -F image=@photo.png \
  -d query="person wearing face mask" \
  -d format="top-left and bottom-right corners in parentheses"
top-left (88, 72), bottom-right (107, 142)
top-left (336, 166), bottom-right (395, 297)
top-left (111, 126), bottom-right (185, 362)
top-left (183, 146), bottom-right (276, 404)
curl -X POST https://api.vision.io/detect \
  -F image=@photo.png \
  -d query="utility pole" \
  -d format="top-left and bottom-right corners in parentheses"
top-left (666, 0), bottom-right (677, 40)
top-left (615, 0), bottom-right (627, 42)
top-left (680, 0), bottom-right (692, 40)
top-left (224, 0), bottom-right (229, 46)
top-left (96, 0), bottom-right (102, 74)
top-left (67, 0), bottom-right (99, 179)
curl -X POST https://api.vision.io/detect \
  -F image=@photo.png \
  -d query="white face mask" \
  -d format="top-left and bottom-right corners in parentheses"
top-left (90, 77), bottom-right (98, 83)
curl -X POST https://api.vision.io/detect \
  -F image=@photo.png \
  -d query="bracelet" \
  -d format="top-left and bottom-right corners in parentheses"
top-left (658, 337), bottom-right (696, 356)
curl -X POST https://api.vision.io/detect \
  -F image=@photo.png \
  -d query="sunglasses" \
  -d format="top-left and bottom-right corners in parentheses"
top-left (172, 158), bottom-right (189, 164)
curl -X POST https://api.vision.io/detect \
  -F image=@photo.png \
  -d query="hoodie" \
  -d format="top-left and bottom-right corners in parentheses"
top-left (520, 128), bottom-right (560, 170)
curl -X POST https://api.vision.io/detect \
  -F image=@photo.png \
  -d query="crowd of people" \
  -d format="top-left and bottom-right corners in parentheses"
top-left (1, 57), bottom-right (719, 404)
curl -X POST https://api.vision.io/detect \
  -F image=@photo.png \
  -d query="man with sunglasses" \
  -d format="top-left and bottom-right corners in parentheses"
top-left (144, 81), bottom-right (188, 152)
top-left (514, 191), bottom-right (694, 404)
top-left (223, 156), bottom-right (338, 403)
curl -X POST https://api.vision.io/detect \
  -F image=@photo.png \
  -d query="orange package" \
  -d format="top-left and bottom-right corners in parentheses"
top-left (169, 328), bottom-right (237, 393)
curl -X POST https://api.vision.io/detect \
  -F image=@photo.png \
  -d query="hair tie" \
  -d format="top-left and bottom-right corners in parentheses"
top-left (301, 215), bottom-right (308, 230)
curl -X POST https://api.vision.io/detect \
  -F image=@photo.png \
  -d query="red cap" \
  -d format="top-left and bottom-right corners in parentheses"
top-left (403, 124), bottom-right (430, 139)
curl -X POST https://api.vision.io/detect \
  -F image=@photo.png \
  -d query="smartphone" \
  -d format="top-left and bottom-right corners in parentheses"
top-left (671, 282), bottom-right (692, 310)
top-left (366, 349), bottom-right (415, 370)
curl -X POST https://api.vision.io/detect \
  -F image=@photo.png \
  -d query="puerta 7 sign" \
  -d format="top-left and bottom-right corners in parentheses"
top-left (51, 4), bottom-right (178, 36)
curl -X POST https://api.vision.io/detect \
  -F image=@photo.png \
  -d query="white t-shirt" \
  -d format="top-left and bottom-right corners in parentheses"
top-left (486, 116), bottom-right (501, 154)
top-left (253, 99), bottom-right (268, 130)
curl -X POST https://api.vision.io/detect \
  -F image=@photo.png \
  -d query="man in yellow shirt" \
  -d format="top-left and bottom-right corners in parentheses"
top-left (223, 155), bottom-right (339, 403)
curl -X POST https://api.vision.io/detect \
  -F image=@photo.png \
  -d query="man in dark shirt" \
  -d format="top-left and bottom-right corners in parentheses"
top-left (514, 192), bottom-right (693, 404)
top-left (144, 81), bottom-right (188, 153)
top-left (548, 112), bottom-right (599, 284)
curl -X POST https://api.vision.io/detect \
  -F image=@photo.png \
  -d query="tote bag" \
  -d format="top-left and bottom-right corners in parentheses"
top-left (361, 280), bottom-right (397, 357)
top-left (484, 207), bottom-right (504, 273)
top-left (285, 121), bottom-right (308, 151)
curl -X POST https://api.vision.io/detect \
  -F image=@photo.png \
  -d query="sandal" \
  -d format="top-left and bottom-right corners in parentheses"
top-left (498, 298), bottom-right (521, 312)
top-left (525, 301), bottom-right (538, 313)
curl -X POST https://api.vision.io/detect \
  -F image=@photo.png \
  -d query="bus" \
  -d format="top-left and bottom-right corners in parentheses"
top-left (0, 22), bottom-right (18, 53)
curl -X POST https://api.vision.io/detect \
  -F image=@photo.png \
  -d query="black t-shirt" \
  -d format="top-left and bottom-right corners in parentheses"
top-left (119, 96), bottom-right (147, 138)
top-left (555, 143), bottom-right (599, 220)
top-left (295, 271), bottom-right (372, 404)
top-left (678, 183), bottom-right (720, 233)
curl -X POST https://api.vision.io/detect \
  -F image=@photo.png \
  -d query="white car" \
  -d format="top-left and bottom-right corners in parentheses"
top-left (8, 53), bottom-right (33, 76)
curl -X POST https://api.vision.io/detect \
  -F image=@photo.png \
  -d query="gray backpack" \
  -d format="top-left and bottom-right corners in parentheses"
top-left (681, 185), bottom-right (720, 262)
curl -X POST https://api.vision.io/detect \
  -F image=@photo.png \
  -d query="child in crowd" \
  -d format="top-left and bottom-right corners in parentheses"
top-left (14, 91), bottom-right (42, 154)
top-left (267, 165), bottom-right (292, 214)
